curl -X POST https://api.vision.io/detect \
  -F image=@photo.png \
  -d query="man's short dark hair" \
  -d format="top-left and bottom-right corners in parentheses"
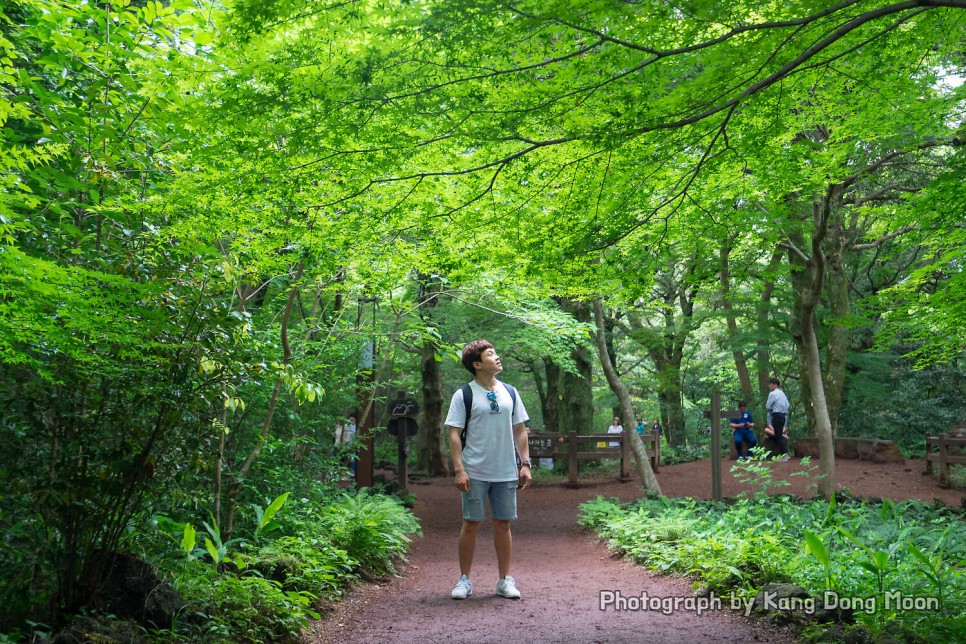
top-left (769, 378), bottom-right (781, 387)
top-left (461, 340), bottom-right (493, 375)
top-left (737, 401), bottom-right (746, 408)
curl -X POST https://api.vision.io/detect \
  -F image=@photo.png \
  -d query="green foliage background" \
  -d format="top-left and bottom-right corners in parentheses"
top-left (1, 0), bottom-right (964, 639)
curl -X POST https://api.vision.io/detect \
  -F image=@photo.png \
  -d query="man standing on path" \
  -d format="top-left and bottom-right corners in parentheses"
top-left (445, 340), bottom-right (531, 600)
top-left (765, 378), bottom-right (791, 462)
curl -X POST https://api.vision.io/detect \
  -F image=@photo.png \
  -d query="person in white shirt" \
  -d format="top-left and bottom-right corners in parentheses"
top-left (445, 340), bottom-right (530, 601)
top-left (765, 379), bottom-right (791, 462)
top-left (607, 416), bottom-right (623, 447)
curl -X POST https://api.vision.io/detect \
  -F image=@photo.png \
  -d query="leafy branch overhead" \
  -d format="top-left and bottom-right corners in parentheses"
top-left (221, 1), bottom-right (964, 209)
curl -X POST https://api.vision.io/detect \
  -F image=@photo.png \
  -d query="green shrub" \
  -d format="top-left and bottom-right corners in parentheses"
top-left (316, 490), bottom-right (422, 577)
top-left (179, 572), bottom-right (317, 643)
top-left (253, 535), bottom-right (358, 600)
top-left (141, 488), bottom-right (419, 643)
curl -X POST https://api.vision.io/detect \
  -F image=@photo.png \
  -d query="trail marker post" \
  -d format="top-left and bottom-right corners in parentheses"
top-left (703, 392), bottom-right (739, 501)
top-left (387, 391), bottom-right (420, 493)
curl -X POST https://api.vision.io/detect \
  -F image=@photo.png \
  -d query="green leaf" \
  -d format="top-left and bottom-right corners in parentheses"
top-left (873, 550), bottom-right (890, 572)
top-left (180, 523), bottom-right (196, 556)
top-left (803, 529), bottom-right (830, 568)
top-left (204, 537), bottom-right (221, 564)
top-left (260, 491), bottom-right (290, 530)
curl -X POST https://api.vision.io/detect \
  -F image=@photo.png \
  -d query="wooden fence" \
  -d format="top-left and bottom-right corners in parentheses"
top-left (924, 427), bottom-right (966, 488)
top-left (528, 431), bottom-right (661, 486)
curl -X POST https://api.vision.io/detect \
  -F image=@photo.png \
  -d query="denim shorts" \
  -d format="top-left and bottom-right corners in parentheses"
top-left (461, 479), bottom-right (518, 521)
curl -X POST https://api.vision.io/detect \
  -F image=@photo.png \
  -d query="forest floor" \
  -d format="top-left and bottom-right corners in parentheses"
top-left (304, 457), bottom-right (962, 644)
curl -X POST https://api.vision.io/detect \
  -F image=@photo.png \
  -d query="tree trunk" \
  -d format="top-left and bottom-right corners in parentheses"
top-left (786, 192), bottom-right (840, 498)
top-left (788, 227), bottom-right (817, 436)
top-left (719, 245), bottom-right (754, 405)
top-left (621, 263), bottom-right (699, 446)
top-left (755, 248), bottom-right (784, 424)
top-left (543, 358), bottom-right (561, 435)
top-left (557, 299), bottom-right (594, 436)
top-left (653, 360), bottom-right (685, 446)
top-left (593, 300), bottom-right (661, 492)
top-left (527, 358), bottom-right (549, 432)
top-left (824, 214), bottom-right (851, 437)
top-left (213, 382), bottom-right (227, 530)
top-left (800, 312), bottom-right (836, 498)
top-left (415, 274), bottom-right (448, 475)
top-left (418, 340), bottom-right (448, 475)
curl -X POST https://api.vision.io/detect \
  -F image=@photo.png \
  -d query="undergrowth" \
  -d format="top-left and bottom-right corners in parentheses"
top-left (3, 487), bottom-right (421, 643)
top-left (579, 493), bottom-right (964, 642)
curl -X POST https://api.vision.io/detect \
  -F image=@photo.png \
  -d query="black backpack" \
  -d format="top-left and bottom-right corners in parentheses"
top-left (459, 382), bottom-right (518, 450)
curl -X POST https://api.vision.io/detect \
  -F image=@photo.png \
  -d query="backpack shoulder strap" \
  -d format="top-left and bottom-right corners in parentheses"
top-left (461, 384), bottom-right (473, 427)
top-left (460, 383), bottom-right (473, 449)
top-left (503, 382), bottom-right (517, 418)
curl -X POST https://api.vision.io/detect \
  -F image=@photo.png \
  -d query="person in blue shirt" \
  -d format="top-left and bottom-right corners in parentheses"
top-left (729, 402), bottom-right (756, 461)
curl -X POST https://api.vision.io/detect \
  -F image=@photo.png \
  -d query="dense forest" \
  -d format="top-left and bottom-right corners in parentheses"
top-left (1, 0), bottom-right (964, 640)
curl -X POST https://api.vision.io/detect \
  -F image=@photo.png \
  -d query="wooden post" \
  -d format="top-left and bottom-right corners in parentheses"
top-left (939, 434), bottom-right (950, 487)
top-left (397, 432), bottom-right (408, 493)
top-left (568, 431), bottom-right (578, 486)
top-left (355, 339), bottom-right (375, 490)
top-left (619, 432), bottom-right (631, 482)
top-left (704, 398), bottom-right (741, 501)
top-left (710, 391), bottom-right (722, 501)
top-left (652, 429), bottom-right (661, 473)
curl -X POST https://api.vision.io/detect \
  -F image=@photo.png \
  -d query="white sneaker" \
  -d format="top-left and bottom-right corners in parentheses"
top-left (776, 454), bottom-right (791, 462)
top-left (451, 575), bottom-right (472, 600)
top-left (496, 575), bottom-right (521, 599)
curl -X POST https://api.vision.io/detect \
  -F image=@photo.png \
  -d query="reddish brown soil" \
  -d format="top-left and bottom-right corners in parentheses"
top-left (304, 458), bottom-right (962, 644)
top-left (655, 456), bottom-right (963, 506)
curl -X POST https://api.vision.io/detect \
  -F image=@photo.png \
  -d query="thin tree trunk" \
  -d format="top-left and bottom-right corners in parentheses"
top-left (557, 299), bottom-right (594, 436)
top-left (788, 226), bottom-right (817, 436)
top-left (786, 192), bottom-right (840, 498)
top-left (213, 382), bottom-right (227, 530)
top-left (824, 214), bottom-right (851, 436)
top-left (528, 359), bottom-right (548, 429)
top-left (543, 358), bottom-right (561, 435)
top-left (225, 261), bottom-right (303, 539)
top-left (720, 245), bottom-right (754, 404)
top-left (755, 248), bottom-right (784, 423)
top-left (593, 300), bottom-right (661, 493)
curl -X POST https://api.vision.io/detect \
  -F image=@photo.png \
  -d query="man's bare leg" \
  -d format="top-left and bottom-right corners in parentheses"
top-left (459, 520), bottom-right (481, 575)
top-left (493, 519), bottom-right (512, 578)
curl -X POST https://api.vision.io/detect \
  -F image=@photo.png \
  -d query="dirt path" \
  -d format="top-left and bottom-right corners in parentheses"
top-left (305, 458), bottom-right (960, 644)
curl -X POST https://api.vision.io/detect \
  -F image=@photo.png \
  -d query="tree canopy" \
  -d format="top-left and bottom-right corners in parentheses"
top-left (1, 0), bottom-right (964, 631)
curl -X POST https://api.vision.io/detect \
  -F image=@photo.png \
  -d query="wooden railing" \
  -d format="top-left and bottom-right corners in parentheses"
top-left (924, 427), bottom-right (966, 488)
top-left (528, 431), bottom-right (661, 486)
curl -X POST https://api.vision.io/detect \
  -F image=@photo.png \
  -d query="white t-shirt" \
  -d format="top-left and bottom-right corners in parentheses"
top-left (444, 380), bottom-right (529, 482)
top-left (607, 424), bottom-right (623, 447)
